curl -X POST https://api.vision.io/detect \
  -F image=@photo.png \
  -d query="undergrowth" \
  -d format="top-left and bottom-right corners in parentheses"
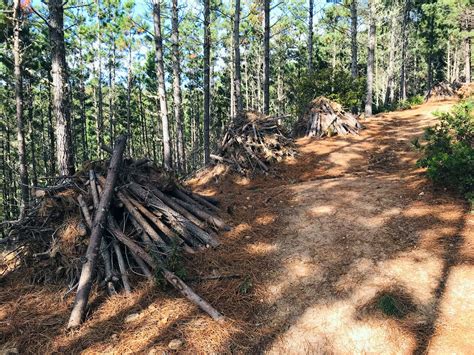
top-left (417, 99), bottom-right (474, 209)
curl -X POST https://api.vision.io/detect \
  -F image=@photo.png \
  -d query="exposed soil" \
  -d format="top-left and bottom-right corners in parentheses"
top-left (1, 100), bottom-right (473, 354)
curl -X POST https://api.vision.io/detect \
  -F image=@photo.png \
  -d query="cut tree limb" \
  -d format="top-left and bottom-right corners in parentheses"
top-left (67, 135), bottom-right (127, 329)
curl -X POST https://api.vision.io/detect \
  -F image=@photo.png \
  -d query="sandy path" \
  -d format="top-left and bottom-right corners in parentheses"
top-left (259, 101), bottom-right (474, 354)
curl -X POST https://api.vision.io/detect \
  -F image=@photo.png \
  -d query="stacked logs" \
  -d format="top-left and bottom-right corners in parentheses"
top-left (4, 136), bottom-right (227, 327)
top-left (425, 82), bottom-right (457, 101)
top-left (294, 96), bottom-right (363, 138)
top-left (212, 111), bottom-right (296, 174)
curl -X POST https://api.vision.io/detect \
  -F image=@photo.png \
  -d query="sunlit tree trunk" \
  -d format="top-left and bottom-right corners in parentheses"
top-left (171, 0), bottom-right (185, 172)
top-left (350, 0), bottom-right (358, 78)
top-left (399, 0), bottom-right (410, 100)
top-left (365, 0), bottom-right (375, 117)
top-left (49, 0), bottom-right (75, 175)
top-left (263, 0), bottom-right (270, 115)
top-left (152, 0), bottom-right (172, 170)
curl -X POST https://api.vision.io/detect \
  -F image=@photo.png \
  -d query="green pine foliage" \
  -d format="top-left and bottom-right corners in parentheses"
top-left (418, 100), bottom-right (474, 204)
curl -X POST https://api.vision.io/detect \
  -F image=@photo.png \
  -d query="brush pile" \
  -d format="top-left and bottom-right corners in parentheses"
top-left (211, 111), bottom-right (296, 174)
top-left (2, 136), bottom-right (227, 327)
top-left (457, 82), bottom-right (474, 99)
top-left (425, 82), bottom-right (457, 101)
top-left (294, 96), bottom-right (363, 138)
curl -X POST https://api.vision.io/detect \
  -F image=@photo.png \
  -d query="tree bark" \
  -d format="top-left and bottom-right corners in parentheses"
top-left (49, 0), bottom-right (75, 176)
top-left (399, 0), bottom-right (410, 100)
top-left (464, 36), bottom-right (471, 83)
top-left (350, 0), bottom-right (358, 78)
top-left (13, 0), bottom-right (29, 219)
top-left (263, 0), bottom-right (270, 115)
top-left (171, 0), bottom-right (185, 172)
top-left (152, 0), bottom-right (172, 170)
top-left (67, 135), bottom-right (127, 329)
top-left (233, 0), bottom-right (243, 114)
top-left (203, 0), bottom-right (211, 164)
top-left (365, 0), bottom-right (375, 117)
top-left (308, 0), bottom-right (314, 73)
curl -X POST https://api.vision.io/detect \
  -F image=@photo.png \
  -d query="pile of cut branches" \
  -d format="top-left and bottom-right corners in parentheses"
top-left (294, 96), bottom-right (363, 138)
top-left (3, 136), bottom-right (227, 327)
top-left (212, 111), bottom-right (296, 174)
top-left (457, 82), bottom-right (474, 99)
top-left (426, 82), bottom-right (457, 101)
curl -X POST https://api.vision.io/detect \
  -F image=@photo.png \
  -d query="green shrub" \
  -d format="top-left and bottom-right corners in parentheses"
top-left (417, 100), bottom-right (474, 204)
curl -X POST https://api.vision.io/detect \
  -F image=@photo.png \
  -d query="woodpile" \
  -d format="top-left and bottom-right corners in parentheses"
top-left (3, 136), bottom-right (227, 327)
top-left (457, 82), bottom-right (474, 99)
top-left (211, 111), bottom-right (296, 174)
top-left (425, 82), bottom-right (457, 101)
top-left (294, 96), bottom-right (363, 138)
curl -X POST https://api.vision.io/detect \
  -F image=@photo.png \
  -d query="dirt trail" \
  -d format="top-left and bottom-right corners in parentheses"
top-left (192, 99), bottom-right (473, 353)
top-left (1, 100), bottom-right (473, 354)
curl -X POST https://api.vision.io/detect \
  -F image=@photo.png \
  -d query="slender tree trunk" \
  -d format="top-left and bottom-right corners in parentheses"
top-left (384, 8), bottom-right (396, 105)
top-left (233, 0), bottom-right (243, 114)
top-left (263, 0), bottom-right (270, 115)
top-left (308, 0), bottom-right (314, 73)
top-left (427, 11), bottom-right (435, 91)
top-left (78, 38), bottom-right (88, 162)
top-left (350, 0), bottom-right (358, 78)
top-left (126, 38), bottom-right (133, 156)
top-left (203, 0), bottom-right (211, 164)
top-left (365, 0), bottom-right (375, 116)
top-left (27, 84), bottom-right (38, 188)
top-left (399, 0), bottom-right (410, 100)
top-left (152, 0), bottom-right (172, 170)
top-left (95, 0), bottom-right (104, 159)
top-left (47, 82), bottom-right (56, 175)
top-left (464, 36), bottom-right (471, 83)
top-left (172, 0), bottom-right (185, 172)
top-left (49, 0), bottom-right (74, 175)
top-left (13, 0), bottom-right (29, 218)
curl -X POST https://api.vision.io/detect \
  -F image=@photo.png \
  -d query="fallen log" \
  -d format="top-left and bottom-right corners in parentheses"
top-left (67, 135), bottom-right (127, 329)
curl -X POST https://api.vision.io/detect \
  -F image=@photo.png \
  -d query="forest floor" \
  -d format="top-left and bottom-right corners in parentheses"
top-left (1, 99), bottom-right (473, 354)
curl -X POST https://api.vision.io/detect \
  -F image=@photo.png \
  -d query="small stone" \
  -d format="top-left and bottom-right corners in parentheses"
top-left (111, 334), bottom-right (119, 341)
top-left (168, 339), bottom-right (183, 350)
top-left (245, 235), bottom-right (251, 240)
top-left (124, 313), bottom-right (140, 323)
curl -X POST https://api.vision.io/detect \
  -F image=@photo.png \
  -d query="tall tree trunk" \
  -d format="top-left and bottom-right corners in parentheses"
top-left (49, 0), bottom-right (75, 176)
top-left (126, 38), bottom-right (133, 156)
top-left (172, 0), bottom-right (185, 172)
top-left (13, 0), bottom-right (29, 218)
top-left (308, 0), bottom-right (314, 73)
top-left (350, 0), bottom-right (358, 78)
top-left (427, 11), bottom-right (435, 91)
top-left (263, 0), bottom-right (270, 115)
top-left (203, 0), bottom-right (211, 164)
top-left (27, 84), bottom-right (38, 188)
top-left (384, 8), bottom-right (396, 106)
top-left (152, 0), bottom-right (172, 170)
top-left (47, 82), bottom-right (56, 175)
top-left (464, 36), bottom-right (471, 83)
top-left (399, 0), bottom-right (410, 100)
top-left (95, 0), bottom-right (104, 159)
top-left (365, 0), bottom-right (375, 117)
top-left (78, 37), bottom-right (88, 162)
top-left (233, 0), bottom-right (243, 114)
